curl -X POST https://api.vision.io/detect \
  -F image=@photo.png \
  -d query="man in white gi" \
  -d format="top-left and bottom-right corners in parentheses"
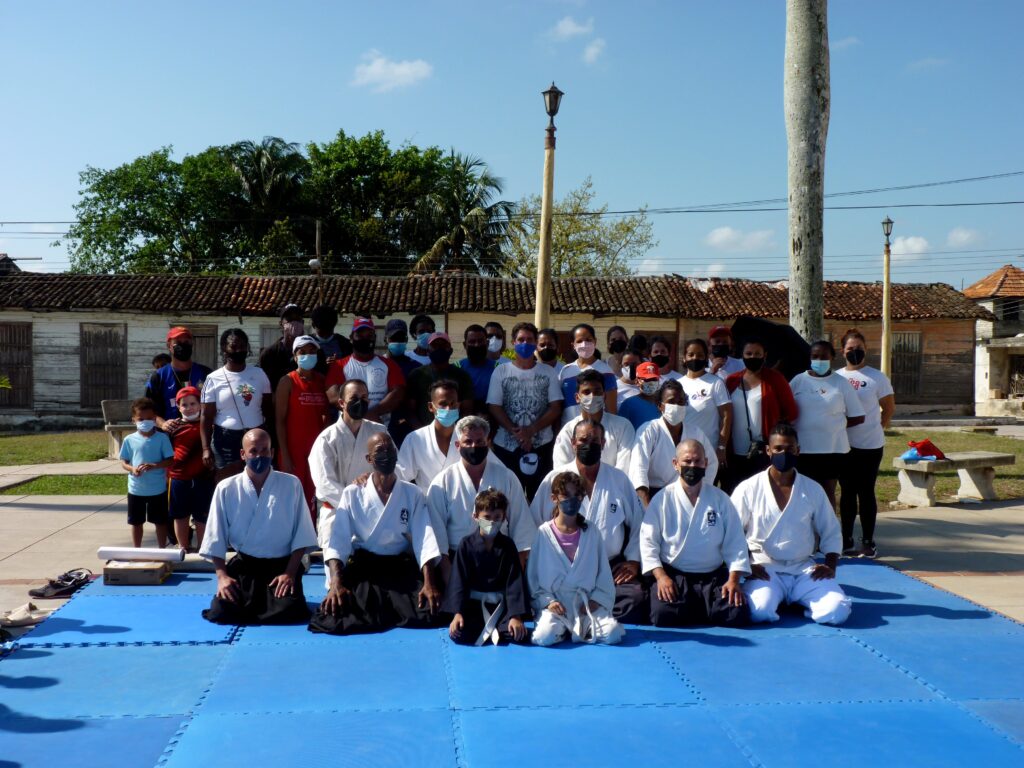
top-left (640, 439), bottom-right (750, 627)
top-left (200, 428), bottom-right (318, 625)
top-left (533, 420), bottom-right (647, 623)
top-left (732, 422), bottom-right (852, 625)
top-left (309, 378), bottom-right (387, 549)
top-left (426, 415), bottom-right (536, 577)
top-left (308, 433), bottom-right (444, 634)
top-left (552, 368), bottom-right (635, 472)
top-left (396, 379), bottom-right (461, 489)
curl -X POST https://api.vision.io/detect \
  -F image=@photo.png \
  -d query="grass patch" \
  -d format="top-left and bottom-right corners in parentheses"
top-left (4, 474), bottom-right (126, 495)
top-left (877, 429), bottom-right (1024, 504)
top-left (0, 431), bottom-right (107, 466)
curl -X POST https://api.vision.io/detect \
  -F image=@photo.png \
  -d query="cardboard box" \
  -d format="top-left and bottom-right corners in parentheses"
top-left (103, 560), bottom-right (173, 586)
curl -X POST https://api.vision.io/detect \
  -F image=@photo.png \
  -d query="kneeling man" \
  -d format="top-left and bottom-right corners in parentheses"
top-left (640, 439), bottom-right (750, 627)
top-left (200, 428), bottom-right (317, 625)
top-left (731, 422), bottom-right (852, 625)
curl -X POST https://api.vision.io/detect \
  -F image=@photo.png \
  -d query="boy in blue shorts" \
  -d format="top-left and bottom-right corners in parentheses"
top-left (119, 397), bottom-right (175, 547)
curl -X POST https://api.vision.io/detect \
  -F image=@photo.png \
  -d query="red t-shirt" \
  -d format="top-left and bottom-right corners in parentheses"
top-left (169, 422), bottom-right (208, 481)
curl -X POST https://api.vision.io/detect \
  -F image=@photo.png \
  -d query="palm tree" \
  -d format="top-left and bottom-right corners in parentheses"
top-left (228, 136), bottom-right (309, 220)
top-left (410, 153), bottom-right (514, 275)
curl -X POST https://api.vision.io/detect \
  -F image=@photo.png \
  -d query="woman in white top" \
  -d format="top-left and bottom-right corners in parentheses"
top-left (650, 335), bottom-right (684, 383)
top-left (679, 338), bottom-right (732, 468)
top-left (790, 340), bottom-right (866, 510)
top-left (835, 329), bottom-right (895, 558)
top-left (615, 349), bottom-right (643, 407)
top-left (559, 323), bottom-right (618, 423)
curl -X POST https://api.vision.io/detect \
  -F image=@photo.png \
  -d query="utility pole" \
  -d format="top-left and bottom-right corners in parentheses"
top-left (881, 216), bottom-right (894, 376)
top-left (534, 83), bottom-right (563, 330)
top-left (310, 219), bottom-right (324, 306)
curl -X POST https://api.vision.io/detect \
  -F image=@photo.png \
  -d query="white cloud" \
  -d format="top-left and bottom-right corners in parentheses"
top-left (549, 15), bottom-right (593, 40)
top-left (582, 38), bottom-right (605, 65)
top-left (947, 227), bottom-right (981, 248)
top-left (351, 50), bottom-right (432, 93)
top-left (907, 57), bottom-right (948, 72)
top-left (636, 256), bottom-right (667, 275)
top-left (704, 226), bottom-right (775, 253)
top-left (693, 262), bottom-right (728, 278)
top-left (891, 235), bottom-right (930, 260)
top-left (831, 36), bottom-right (861, 51)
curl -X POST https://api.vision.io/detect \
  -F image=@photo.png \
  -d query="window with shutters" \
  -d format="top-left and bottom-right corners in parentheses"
top-left (891, 331), bottom-right (922, 397)
top-left (0, 322), bottom-right (33, 408)
top-left (170, 323), bottom-right (218, 371)
top-left (80, 323), bottom-right (128, 409)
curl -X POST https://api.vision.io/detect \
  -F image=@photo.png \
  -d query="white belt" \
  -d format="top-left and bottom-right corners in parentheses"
top-left (469, 590), bottom-right (505, 646)
top-left (550, 589), bottom-right (604, 644)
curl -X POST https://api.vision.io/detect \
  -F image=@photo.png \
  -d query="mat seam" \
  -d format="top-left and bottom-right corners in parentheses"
top-left (439, 634), bottom-right (468, 768)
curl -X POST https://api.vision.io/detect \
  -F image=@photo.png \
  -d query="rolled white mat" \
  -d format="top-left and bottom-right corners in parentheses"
top-left (97, 546), bottom-right (185, 563)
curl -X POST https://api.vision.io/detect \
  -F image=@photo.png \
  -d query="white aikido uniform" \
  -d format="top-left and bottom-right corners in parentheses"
top-left (425, 454), bottom-right (537, 555)
top-left (629, 418), bottom-right (719, 493)
top-left (308, 418), bottom-right (387, 548)
top-left (528, 521), bottom-right (625, 646)
top-left (396, 423), bottom-right (460, 489)
top-left (551, 413), bottom-right (636, 473)
top-left (731, 469), bottom-right (852, 625)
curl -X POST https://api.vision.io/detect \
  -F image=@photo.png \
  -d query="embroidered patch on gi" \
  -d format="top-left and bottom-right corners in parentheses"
top-left (706, 509), bottom-right (717, 526)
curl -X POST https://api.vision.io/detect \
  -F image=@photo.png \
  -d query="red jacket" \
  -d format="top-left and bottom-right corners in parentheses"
top-left (725, 367), bottom-right (799, 444)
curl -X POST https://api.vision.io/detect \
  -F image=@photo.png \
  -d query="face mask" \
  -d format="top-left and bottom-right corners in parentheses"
top-left (684, 358), bottom-right (707, 373)
top-left (428, 348), bottom-right (453, 365)
top-left (711, 344), bottom-right (731, 358)
top-left (246, 455), bottom-right (272, 475)
top-left (226, 350), bottom-right (247, 364)
top-left (680, 465), bottom-right (705, 485)
top-left (487, 336), bottom-right (503, 354)
top-left (574, 341), bottom-right (596, 359)
top-left (652, 354), bottom-right (670, 369)
top-left (514, 342), bottom-right (536, 359)
top-left (388, 342), bottom-right (407, 357)
top-left (460, 445), bottom-right (488, 466)
top-left (538, 347), bottom-right (558, 362)
top-left (477, 518), bottom-right (501, 537)
top-left (770, 451), bottom-right (798, 473)
top-left (372, 453), bottom-right (398, 475)
top-left (558, 497), bottom-right (582, 517)
top-left (626, 363), bottom-right (638, 381)
top-left (135, 419), bottom-right (156, 433)
top-left (662, 402), bottom-right (685, 426)
top-left (576, 442), bottom-right (603, 466)
top-left (810, 359), bottom-right (832, 375)
top-left (417, 332), bottom-right (432, 349)
top-left (345, 399), bottom-right (369, 420)
top-left (352, 337), bottom-right (375, 355)
top-left (640, 380), bottom-right (660, 396)
top-left (297, 354), bottom-right (317, 371)
top-left (172, 342), bottom-right (193, 362)
top-left (434, 407), bottom-right (459, 428)
top-left (743, 356), bottom-right (765, 372)
top-left (466, 346), bottom-right (487, 363)
top-left (182, 411), bottom-right (201, 422)
top-left (845, 348), bottom-right (866, 366)
top-left (609, 339), bottom-right (627, 355)
top-left (579, 394), bottom-right (604, 414)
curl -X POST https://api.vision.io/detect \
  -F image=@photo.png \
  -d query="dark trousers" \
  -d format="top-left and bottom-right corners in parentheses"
top-left (202, 552), bottom-right (309, 626)
top-left (650, 564), bottom-right (749, 628)
top-left (451, 597), bottom-right (530, 646)
top-left (609, 554), bottom-right (649, 625)
top-left (490, 441), bottom-right (554, 503)
top-left (308, 550), bottom-right (443, 635)
top-left (722, 450), bottom-right (770, 494)
top-left (838, 446), bottom-right (884, 543)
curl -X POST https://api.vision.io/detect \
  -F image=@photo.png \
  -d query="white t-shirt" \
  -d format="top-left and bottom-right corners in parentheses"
top-left (709, 356), bottom-right (745, 381)
top-left (486, 362), bottom-right (562, 452)
top-left (617, 380), bottom-right (640, 407)
top-left (730, 383), bottom-right (763, 455)
top-left (680, 373), bottom-right (730, 448)
top-left (790, 371), bottom-right (867, 454)
top-left (660, 370), bottom-right (685, 384)
top-left (836, 366), bottom-right (894, 450)
top-left (201, 365), bottom-right (272, 429)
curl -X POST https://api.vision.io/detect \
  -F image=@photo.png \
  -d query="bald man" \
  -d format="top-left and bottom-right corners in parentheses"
top-left (200, 429), bottom-right (318, 625)
top-left (639, 439), bottom-right (750, 627)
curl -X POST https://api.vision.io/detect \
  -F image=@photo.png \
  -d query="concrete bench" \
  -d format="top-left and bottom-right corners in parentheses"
top-left (101, 399), bottom-right (135, 459)
top-left (893, 450), bottom-right (1016, 507)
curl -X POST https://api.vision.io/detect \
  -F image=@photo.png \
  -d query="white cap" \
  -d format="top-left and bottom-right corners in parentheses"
top-left (292, 335), bottom-right (321, 352)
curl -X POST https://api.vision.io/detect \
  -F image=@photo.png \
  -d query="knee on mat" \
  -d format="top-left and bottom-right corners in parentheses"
top-left (531, 615), bottom-right (565, 647)
top-left (743, 586), bottom-right (780, 623)
top-left (599, 619), bottom-right (625, 645)
top-left (809, 593), bottom-right (852, 625)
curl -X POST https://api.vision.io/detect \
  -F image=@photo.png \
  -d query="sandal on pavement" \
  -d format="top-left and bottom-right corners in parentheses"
top-left (1, 602), bottom-right (53, 627)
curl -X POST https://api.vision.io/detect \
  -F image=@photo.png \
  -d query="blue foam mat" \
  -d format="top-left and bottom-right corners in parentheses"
top-left (964, 700), bottom-right (1024, 745)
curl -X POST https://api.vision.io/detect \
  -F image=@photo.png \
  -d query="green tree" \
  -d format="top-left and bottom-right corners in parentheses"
top-left (504, 177), bottom-right (656, 278)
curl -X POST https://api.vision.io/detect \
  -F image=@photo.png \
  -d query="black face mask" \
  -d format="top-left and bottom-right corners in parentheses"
top-left (626, 363), bottom-right (638, 380)
top-left (652, 354), bottom-right (670, 368)
top-left (680, 465), bottom-right (706, 485)
top-left (710, 344), bottom-right (731, 358)
top-left (172, 343), bottom-right (193, 362)
top-left (460, 445), bottom-right (488, 466)
top-left (466, 346), bottom-right (487, 363)
top-left (770, 451), bottom-right (798, 473)
top-left (538, 347), bottom-right (558, 362)
top-left (743, 356), bottom-right (765, 372)
top-left (845, 349), bottom-right (866, 365)
top-left (372, 452), bottom-right (398, 475)
top-left (352, 338), bottom-right (375, 355)
top-left (684, 358), bottom-right (707, 373)
top-left (345, 399), bottom-right (369, 420)
top-left (609, 339), bottom-right (627, 355)
top-left (429, 348), bottom-right (453, 365)
top-left (225, 350), bottom-right (247, 364)
top-left (576, 442), bottom-right (602, 466)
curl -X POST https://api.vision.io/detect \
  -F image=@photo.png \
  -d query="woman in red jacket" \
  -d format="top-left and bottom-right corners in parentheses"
top-left (723, 338), bottom-right (799, 492)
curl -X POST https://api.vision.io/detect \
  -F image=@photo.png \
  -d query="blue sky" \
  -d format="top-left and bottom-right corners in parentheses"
top-left (1, 0), bottom-right (1022, 289)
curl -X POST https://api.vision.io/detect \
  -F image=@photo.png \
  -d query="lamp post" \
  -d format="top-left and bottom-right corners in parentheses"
top-left (534, 82), bottom-right (563, 330)
top-left (309, 258), bottom-right (324, 306)
top-left (881, 216), bottom-right (894, 377)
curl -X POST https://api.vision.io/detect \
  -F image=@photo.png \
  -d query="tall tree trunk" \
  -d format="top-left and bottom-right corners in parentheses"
top-left (785, 0), bottom-right (830, 342)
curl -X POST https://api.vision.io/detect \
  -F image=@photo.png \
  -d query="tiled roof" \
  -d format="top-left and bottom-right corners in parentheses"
top-left (0, 272), bottom-right (992, 321)
top-left (963, 265), bottom-right (1024, 299)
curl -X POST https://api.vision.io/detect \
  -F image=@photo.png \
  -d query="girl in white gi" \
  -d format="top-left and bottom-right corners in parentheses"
top-left (552, 369), bottom-right (635, 472)
top-left (731, 423), bottom-right (852, 626)
top-left (396, 379), bottom-right (461, 489)
top-left (528, 472), bottom-right (625, 646)
top-left (629, 379), bottom-right (718, 506)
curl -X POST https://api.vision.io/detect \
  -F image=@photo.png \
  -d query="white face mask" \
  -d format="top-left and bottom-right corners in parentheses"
top-left (574, 341), bottom-right (596, 359)
top-left (578, 394), bottom-right (604, 414)
top-left (136, 419), bottom-right (156, 433)
top-left (640, 380), bottom-right (660, 396)
top-left (182, 411), bottom-right (201, 422)
top-left (487, 336), bottom-right (503, 354)
top-left (477, 518), bottom-right (501, 537)
top-left (662, 403), bottom-right (685, 426)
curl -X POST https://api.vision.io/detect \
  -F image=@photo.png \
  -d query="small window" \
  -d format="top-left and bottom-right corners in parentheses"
top-left (1001, 299), bottom-right (1020, 323)
top-left (81, 323), bottom-right (128, 410)
top-left (0, 322), bottom-right (32, 408)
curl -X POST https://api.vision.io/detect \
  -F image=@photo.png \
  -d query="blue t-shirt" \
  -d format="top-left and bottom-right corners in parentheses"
top-left (120, 430), bottom-right (174, 497)
top-left (618, 396), bottom-right (661, 432)
top-left (457, 357), bottom-right (499, 403)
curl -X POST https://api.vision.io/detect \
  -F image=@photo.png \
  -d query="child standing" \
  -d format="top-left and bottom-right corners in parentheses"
top-left (444, 490), bottom-right (529, 645)
top-left (169, 386), bottom-right (213, 552)
top-left (528, 471), bottom-right (624, 646)
top-left (119, 397), bottom-right (174, 548)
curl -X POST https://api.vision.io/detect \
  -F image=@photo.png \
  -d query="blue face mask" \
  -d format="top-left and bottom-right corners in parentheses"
top-left (514, 342), bottom-right (537, 359)
top-left (388, 342), bottom-right (407, 357)
top-left (810, 359), bottom-right (832, 376)
top-left (417, 332), bottom-right (432, 349)
top-left (246, 456), bottom-right (272, 475)
top-left (434, 407), bottom-right (459, 427)
top-left (296, 354), bottom-right (317, 371)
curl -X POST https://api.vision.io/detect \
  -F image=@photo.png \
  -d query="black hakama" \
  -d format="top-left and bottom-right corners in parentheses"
top-left (649, 563), bottom-right (750, 627)
top-left (202, 552), bottom-right (310, 625)
top-left (609, 554), bottom-right (650, 625)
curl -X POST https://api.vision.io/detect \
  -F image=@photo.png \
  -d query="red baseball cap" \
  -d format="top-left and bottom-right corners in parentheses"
top-left (175, 385), bottom-right (201, 402)
top-left (427, 332), bottom-right (451, 346)
top-left (636, 362), bottom-right (660, 380)
top-left (708, 325), bottom-right (732, 339)
top-left (167, 326), bottom-right (192, 342)
top-left (352, 317), bottom-right (375, 333)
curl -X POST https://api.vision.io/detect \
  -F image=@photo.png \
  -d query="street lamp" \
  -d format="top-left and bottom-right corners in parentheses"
top-left (534, 82), bottom-right (564, 330)
top-left (881, 216), bottom-right (894, 377)
top-left (309, 257), bottom-right (325, 306)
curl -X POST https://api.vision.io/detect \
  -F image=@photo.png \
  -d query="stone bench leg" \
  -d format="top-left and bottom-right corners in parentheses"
top-left (957, 467), bottom-right (997, 501)
top-left (897, 469), bottom-right (937, 507)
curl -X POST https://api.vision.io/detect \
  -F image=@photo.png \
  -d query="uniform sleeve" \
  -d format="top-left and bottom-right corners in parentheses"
top-left (504, 543), bottom-right (530, 617)
top-left (308, 434), bottom-right (346, 509)
top-left (425, 477), bottom-right (451, 555)
top-left (410, 492), bottom-right (441, 567)
top-left (628, 424), bottom-right (653, 489)
top-left (614, 419), bottom-right (636, 473)
top-left (288, 476), bottom-right (318, 552)
top-left (551, 424), bottom-right (574, 472)
top-left (719, 494), bottom-right (751, 574)
top-left (639, 497), bottom-right (664, 574)
top-left (506, 478), bottom-right (538, 552)
top-left (730, 483), bottom-right (753, 536)
top-left (441, 540), bottom-right (470, 615)
top-left (530, 471), bottom-right (556, 528)
top-left (198, 483), bottom-right (230, 560)
top-left (698, 430), bottom-right (719, 485)
top-left (711, 377), bottom-right (730, 407)
top-left (526, 529), bottom-right (554, 613)
top-left (323, 487), bottom-right (356, 564)
top-left (485, 364), bottom-right (504, 406)
top-left (811, 484), bottom-right (843, 556)
top-left (383, 356), bottom-right (405, 388)
top-left (622, 483), bottom-right (645, 563)
top-left (396, 437), bottom-right (417, 483)
top-left (590, 532), bottom-right (617, 611)
top-left (839, 376), bottom-right (866, 418)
